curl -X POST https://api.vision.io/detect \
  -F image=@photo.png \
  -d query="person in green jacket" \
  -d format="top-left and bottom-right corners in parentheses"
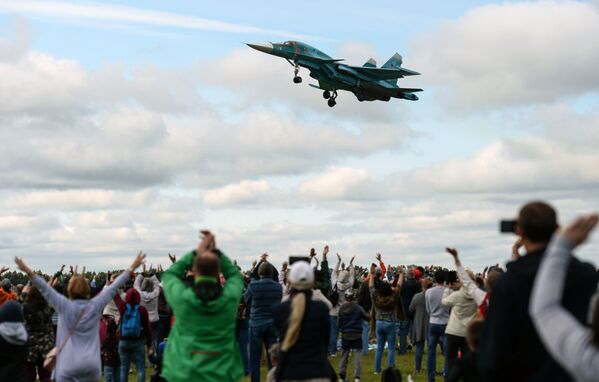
top-left (162, 231), bottom-right (244, 382)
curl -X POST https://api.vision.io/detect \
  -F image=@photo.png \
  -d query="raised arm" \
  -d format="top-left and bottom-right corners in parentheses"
top-left (446, 248), bottom-right (486, 305)
top-left (376, 253), bottom-right (386, 277)
top-left (92, 252), bottom-right (145, 312)
top-left (530, 215), bottom-right (599, 382)
top-left (134, 273), bottom-right (143, 292)
top-left (15, 257), bottom-right (69, 313)
top-left (331, 253), bottom-right (341, 286)
top-left (348, 256), bottom-right (356, 285)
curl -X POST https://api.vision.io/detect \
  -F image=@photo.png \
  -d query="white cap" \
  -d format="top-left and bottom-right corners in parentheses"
top-left (288, 261), bottom-right (314, 290)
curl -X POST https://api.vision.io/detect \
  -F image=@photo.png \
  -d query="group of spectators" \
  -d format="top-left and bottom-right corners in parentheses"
top-left (0, 201), bottom-right (598, 382)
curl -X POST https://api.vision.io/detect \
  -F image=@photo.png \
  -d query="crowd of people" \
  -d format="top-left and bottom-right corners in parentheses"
top-left (0, 201), bottom-right (598, 382)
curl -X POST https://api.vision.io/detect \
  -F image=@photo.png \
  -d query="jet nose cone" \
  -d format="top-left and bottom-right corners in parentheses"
top-left (247, 42), bottom-right (274, 54)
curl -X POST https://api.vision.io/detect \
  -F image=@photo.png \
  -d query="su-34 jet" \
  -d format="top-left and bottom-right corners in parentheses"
top-left (247, 41), bottom-right (422, 107)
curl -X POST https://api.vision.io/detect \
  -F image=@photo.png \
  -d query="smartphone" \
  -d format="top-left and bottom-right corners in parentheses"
top-left (500, 219), bottom-right (517, 233)
top-left (289, 256), bottom-right (310, 265)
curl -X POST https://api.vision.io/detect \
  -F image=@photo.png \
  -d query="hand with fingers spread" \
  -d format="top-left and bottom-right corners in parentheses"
top-left (375, 253), bottom-right (382, 262)
top-left (0, 266), bottom-right (9, 275)
top-left (128, 251), bottom-right (147, 273)
top-left (196, 230), bottom-right (216, 255)
top-left (561, 214), bottom-right (599, 247)
top-left (168, 253), bottom-right (177, 264)
top-left (309, 248), bottom-right (316, 258)
top-left (14, 257), bottom-right (34, 278)
top-left (349, 255), bottom-right (355, 266)
top-left (336, 253), bottom-right (342, 263)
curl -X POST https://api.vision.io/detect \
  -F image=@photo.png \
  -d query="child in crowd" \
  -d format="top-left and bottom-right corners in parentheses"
top-left (338, 290), bottom-right (370, 382)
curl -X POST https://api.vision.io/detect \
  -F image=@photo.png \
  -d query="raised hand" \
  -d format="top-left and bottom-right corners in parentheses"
top-left (128, 251), bottom-right (146, 273)
top-left (14, 257), bottom-right (34, 277)
top-left (349, 255), bottom-right (355, 265)
top-left (512, 238), bottom-right (524, 260)
top-left (323, 245), bottom-right (329, 256)
top-left (197, 230), bottom-right (216, 254)
top-left (0, 266), bottom-right (8, 274)
top-left (168, 253), bottom-right (176, 264)
top-left (309, 248), bottom-right (316, 258)
top-left (445, 247), bottom-right (461, 266)
top-left (336, 253), bottom-right (342, 263)
top-left (375, 253), bottom-right (382, 262)
top-left (260, 253), bottom-right (268, 261)
top-left (69, 265), bottom-right (74, 274)
top-left (562, 214), bottom-right (599, 247)
top-left (59, 264), bottom-right (65, 273)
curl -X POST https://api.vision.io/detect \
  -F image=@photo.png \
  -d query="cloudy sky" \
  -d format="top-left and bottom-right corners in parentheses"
top-left (1, 0), bottom-right (598, 272)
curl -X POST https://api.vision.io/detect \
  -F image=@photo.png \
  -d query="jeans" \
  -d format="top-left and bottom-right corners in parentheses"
top-left (398, 319), bottom-right (411, 354)
top-left (374, 320), bottom-right (397, 373)
top-left (119, 338), bottom-right (146, 382)
top-left (237, 320), bottom-right (250, 375)
top-left (150, 320), bottom-right (160, 364)
top-left (361, 320), bottom-right (370, 355)
top-left (414, 340), bottom-right (425, 372)
top-left (445, 334), bottom-right (468, 377)
top-left (103, 366), bottom-right (120, 382)
top-left (427, 323), bottom-right (447, 382)
top-left (328, 315), bottom-right (339, 355)
top-left (249, 323), bottom-right (277, 382)
top-left (26, 360), bottom-right (51, 382)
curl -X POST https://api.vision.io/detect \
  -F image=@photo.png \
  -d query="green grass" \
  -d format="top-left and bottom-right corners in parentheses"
top-left (111, 348), bottom-right (445, 382)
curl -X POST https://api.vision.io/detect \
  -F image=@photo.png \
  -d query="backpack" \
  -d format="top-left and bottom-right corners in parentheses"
top-left (121, 304), bottom-right (141, 338)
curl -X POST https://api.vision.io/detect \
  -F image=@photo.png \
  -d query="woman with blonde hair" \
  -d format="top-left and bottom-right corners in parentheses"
top-left (273, 261), bottom-right (335, 382)
top-left (14, 253), bottom-right (146, 382)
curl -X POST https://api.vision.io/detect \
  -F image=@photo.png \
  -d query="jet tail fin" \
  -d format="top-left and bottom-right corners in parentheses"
top-left (382, 53), bottom-right (403, 85)
top-left (362, 58), bottom-right (377, 68)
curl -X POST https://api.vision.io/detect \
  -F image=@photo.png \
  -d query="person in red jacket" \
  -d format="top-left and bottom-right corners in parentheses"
top-left (0, 278), bottom-right (18, 306)
top-left (113, 287), bottom-right (152, 382)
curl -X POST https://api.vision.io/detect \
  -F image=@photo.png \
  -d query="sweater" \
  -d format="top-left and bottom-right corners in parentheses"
top-left (530, 234), bottom-right (599, 382)
top-left (442, 288), bottom-right (477, 337)
top-left (338, 301), bottom-right (370, 336)
top-left (244, 277), bottom-right (283, 327)
top-left (425, 285), bottom-right (449, 325)
top-left (134, 274), bottom-right (160, 323)
top-left (32, 272), bottom-right (130, 382)
top-left (162, 250), bottom-right (244, 382)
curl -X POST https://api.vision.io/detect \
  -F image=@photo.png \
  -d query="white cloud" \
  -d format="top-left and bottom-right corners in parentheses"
top-left (0, 1), bottom-right (322, 40)
top-left (411, 1), bottom-right (599, 110)
top-left (299, 167), bottom-right (374, 200)
top-left (203, 180), bottom-right (272, 207)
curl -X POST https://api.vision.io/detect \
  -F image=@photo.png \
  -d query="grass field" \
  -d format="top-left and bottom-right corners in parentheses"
top-left (115, 347), bottom-right (445, 382)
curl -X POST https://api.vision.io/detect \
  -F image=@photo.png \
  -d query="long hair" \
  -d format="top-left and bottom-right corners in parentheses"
top-left (25, 285), bottom-right (47, 307)
top-left (281, 291), bottom-right (306, 351)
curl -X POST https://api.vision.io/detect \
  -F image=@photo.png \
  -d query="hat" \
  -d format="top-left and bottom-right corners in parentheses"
top-left (1, 279), bottom-right (11, 288)
top-left (288, 261), bottom-right (314, 290)
top-left (0, 301), bottom-right (24, 323)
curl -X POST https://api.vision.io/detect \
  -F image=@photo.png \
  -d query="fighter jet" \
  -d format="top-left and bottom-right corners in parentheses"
top-left (247, 41), bottom-right (422, 107)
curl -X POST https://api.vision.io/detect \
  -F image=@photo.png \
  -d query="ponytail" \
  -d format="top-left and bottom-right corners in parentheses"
top-left (281, 292), bottom-right (306, 351)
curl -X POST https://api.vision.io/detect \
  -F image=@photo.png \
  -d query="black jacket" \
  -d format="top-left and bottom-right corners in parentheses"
top-left (273, 291), bottom-right (335, 381)
top-left (338, 301), bottom-right (370, 334)
top-left (477, 247), bottom-right (598, 382)
top-left (400, 278), bottom-right (422, 320)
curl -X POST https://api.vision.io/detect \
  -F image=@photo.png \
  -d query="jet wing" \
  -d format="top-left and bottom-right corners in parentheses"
top-left (341, 65), bottom-right (420, 80)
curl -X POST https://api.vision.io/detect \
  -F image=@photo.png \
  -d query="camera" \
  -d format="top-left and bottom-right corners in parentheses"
top-left (500, 219), bottom-right (517, 233)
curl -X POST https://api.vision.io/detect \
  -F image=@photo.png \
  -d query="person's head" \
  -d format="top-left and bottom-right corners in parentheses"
top-left (1, 278), bottom-right (11, 293)
top-left (344, 290), bottom-right (356, 302)
top-left (258, 262), bottom-right (273, 278)
top-left (67, 275), bottom-right (91, 300)
top-left (407, 268), bottom-right (415, 280)
top-left (125, 288), bottom-right (141, 306)
top-left (16, 284), bottom-right (24, 295)
top-left (281, 261), bottom-right (313, 352)
top-left (141, 278), bottom-right (154, 292)
top-left (374, 267), bottom-right (383, 279)
top-left (517, 201), bottom-right (558, 247)
top-left (485, 268), bottom-right (504, 294)
top-left (192, 251), bottom-right (221, 279)
top-left (25, 285), bottom-right (47, 307)
top-left (433, 269), bottom-right (445, 285)
top-left (381, 366), bottom-right (402, 382)
top-left (466, 319), bottom-right (485, 352)
top-left (370, 263), bottom-right (377, 273)
top-left (377, 281), bottom-right (392, 297)
top-left (421, 277), bottom-right (433, 290)
top-left (338, 269), bottom-right (350, 284)
top-left (0, 300), bottom-right (24, 323)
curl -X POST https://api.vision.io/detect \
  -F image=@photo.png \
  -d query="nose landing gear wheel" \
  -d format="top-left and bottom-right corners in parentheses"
top-left (323, 90), bottom-right (331, 99)
top-left (293, 76), bottom-right (302, 83)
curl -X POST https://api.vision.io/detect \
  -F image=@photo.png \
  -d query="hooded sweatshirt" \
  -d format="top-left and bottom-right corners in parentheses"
top-left (0, 287), bottom-right (18, 306)
top-left (31, 271), bottom-right (130, 382)
top-left (162, 250), bottom-right (244, 382)
top-left (0, 300), bottom-right (28, 382)
top-left (134, 274), bottom-right (160, 323)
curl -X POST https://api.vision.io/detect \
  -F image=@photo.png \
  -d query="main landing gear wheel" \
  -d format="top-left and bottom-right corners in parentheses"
top-left (323, 90), bottom-right (331, 99)
top-left (292, 62), bottom-right (302, 83)
top-left (327, 98), bottom-right (336, 107)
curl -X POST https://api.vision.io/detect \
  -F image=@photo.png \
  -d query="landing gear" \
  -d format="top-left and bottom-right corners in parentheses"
top-left (323, 90), bottom-right (331, 99)
top-left (292, 63), bottom-right (302, 84)
top-left (327, 90), bottom-right (338, 107)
